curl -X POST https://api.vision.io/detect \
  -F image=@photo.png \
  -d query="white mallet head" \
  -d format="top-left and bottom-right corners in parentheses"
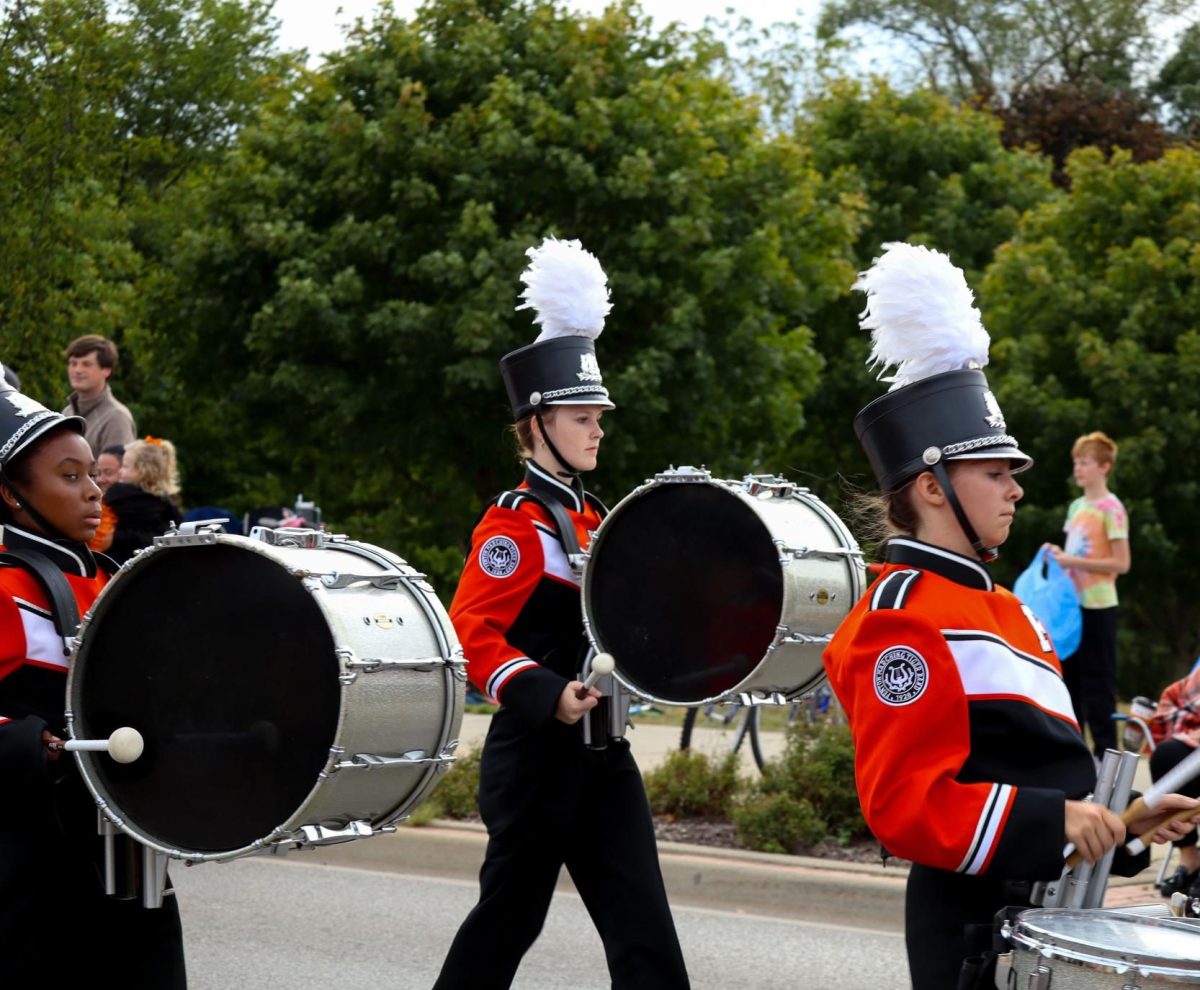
top-left (107, 726), bottom-right (144, 764)
top-left (591, 653), bottom-right (615, 677)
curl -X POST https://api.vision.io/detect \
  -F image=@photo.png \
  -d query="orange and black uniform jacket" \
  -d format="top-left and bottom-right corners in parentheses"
top-left (823, 537), bottom-right (1096, 881)
top-left (451, 461), bottom-right (604, 724)
top-left (0, 525), bottom-right (110, 795)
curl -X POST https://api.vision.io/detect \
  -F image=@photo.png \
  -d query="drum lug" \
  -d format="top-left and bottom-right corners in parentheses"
top-left (296, 569), bottom-right (415, 590)
top-left (742, 474), bottom-right (803, 498)
top-left (331, 748), bottom-right (458, 772)
top-left (771, 624), bottom-right (833, 648)
top-left (776, 540), bottom-right (864, 564)
top-left (652, 465), bottom-right (712, 484)
top-left (337, 647), bottom-right (466, 676)
top-left (284, 821), bottom-right (392, 847)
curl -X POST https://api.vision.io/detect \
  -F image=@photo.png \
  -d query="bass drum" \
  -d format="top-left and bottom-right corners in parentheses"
top-left (67, 529), bottom-right (464, 863)
top-left (582, 467), bottom-right (865, 706)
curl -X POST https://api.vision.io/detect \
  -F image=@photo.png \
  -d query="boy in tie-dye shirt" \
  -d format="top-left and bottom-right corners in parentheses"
top-left (1047, 431), bottom-right (1131, 755)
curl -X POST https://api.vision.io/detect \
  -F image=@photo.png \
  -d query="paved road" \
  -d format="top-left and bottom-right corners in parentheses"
top-left (175, 856), bottom-right (908, 989)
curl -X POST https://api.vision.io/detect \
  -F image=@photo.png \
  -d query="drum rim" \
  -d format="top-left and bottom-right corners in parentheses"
top-left (67, 534), bottom-right (465, 863)
top-left (1007, 908), bottom-right (1200, 975)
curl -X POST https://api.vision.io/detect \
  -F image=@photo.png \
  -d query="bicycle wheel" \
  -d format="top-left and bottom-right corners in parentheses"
top-left (728, 706), bottom-right (766, 771)
top-left (679, 706), bottom-right (698, 750)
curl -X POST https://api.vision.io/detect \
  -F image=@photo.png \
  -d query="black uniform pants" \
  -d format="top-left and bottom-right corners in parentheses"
top-left (433, 718), bottom-right (689, 990)
top-left (905, 865), bottom-right (1030, 990)
top-left (0, 829), bottom-right (186, 985)
top-left (1063, 606), bottom-right (1118, 755)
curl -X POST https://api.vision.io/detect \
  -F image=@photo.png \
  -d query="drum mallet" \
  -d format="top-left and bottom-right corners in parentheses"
top-left (576, 653), bottom-right (615, 700)
top-left (1065, 745), bottom-right (1200, 867)
top-left (51, 726), bottom-right (144, 764)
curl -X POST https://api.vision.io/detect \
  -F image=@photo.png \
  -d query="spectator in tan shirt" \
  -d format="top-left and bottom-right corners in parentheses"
top-left (61, 335), bottom-right (136, 457)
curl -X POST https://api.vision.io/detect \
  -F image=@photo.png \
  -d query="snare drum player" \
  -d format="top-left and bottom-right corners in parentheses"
top-left (432, 238), bottom-right (690, 989)
top-left (0, 377), bottom-right (187, 985)
top-left (821, 244), bottom-right (1198, 990)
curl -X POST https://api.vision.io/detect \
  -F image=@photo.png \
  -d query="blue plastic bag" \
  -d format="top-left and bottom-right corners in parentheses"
top-left (1013, 546), bottom-right (1082, 658)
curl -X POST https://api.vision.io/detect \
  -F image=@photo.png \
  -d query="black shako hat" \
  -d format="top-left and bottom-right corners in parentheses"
top-left (500, 237), bottom-right (616, 420)
top-left (855, 367), bottom-right (1029, 492)
top-left (851, 242), bottom-right (1032, 493)
top-left (851, 243), bottom-right (1031, 561)
top-left (0, 372), bottom-right (86, 469)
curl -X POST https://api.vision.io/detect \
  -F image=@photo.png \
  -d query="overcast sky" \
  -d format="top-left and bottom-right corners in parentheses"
top-left (271, 0), bottom-right (828, 65)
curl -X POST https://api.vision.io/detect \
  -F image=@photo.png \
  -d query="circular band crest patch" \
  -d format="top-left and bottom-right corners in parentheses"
top-left (479, 536), bottom-right (520, 578)
top-left (873, 646), bottom-right (929, 706)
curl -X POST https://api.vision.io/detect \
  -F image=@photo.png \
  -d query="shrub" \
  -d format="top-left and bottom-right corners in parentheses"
top-left (412, 746), bottom-right (482, 823)
top-left (732, 792), bottom-right (826, 854)
top-left (643, 748), bottom-right (741, 819)
top-left (753, 720), bottom-right (868, 842)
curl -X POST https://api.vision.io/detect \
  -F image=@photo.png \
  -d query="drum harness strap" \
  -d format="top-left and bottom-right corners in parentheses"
top-left (0, 548), bottom-right (80, 651)
top-left (468, 487), bottom-right (627, 746)
top-left (468, 488), bottom-right (608, 575)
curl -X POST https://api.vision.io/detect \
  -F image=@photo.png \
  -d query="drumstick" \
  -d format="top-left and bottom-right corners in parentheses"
top-left (53, 726), bottom-right (144, 764)
top-left (1065, 745), bottom-right (1200, 867)
top-left (576, 653), bottom-right (615, 699)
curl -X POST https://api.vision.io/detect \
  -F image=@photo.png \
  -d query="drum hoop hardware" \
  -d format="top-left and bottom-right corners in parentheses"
top-left (651, 465), bottom-right (712, 484)
top-left (772, 624), bottom-right (830, 648)
top-left (331, 748), bottom-right (458, 772)
top-left (294, 569), bottom-right (416, 590)
top-left (336, 646), bottom-right (465, 684)
top-left (775, 540), bottom-right (864, 562)
top-left (292, 821), bottom-right (391, 846)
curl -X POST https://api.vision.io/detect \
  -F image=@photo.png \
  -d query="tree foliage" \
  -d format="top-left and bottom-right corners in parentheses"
top-left (144, 0), bottom-right (864, 592)
top-left (816, 0), bottom-right (1195, 99)
top-left (998, 80), bottom-right (1166, 185)
top-left (0, 0), bottom-right (285, 402)
top-left (788, 80), bottom-right (1056, 504)
top-left (981, 146), bottom-right (1200, 688)
top-left (1151, 21), bottom-right (1200, 137)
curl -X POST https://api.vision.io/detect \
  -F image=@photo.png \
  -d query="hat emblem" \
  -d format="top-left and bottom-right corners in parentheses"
top-left (982, 390), bottom-right (1006, 430)
top-left (577, 352), bottom-right (602, 383)
top-left (4, 390), bottom-right (45, 418)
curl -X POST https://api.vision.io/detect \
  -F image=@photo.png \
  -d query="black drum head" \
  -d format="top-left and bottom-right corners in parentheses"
top-left (73, 543), bottom-right (341, 853)
top-left (587, 484), bottom-right (783, 704)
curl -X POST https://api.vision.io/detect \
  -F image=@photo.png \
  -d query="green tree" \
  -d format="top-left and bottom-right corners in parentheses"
top-left (980, 145), bottom-right (1200, 690)
top-left (816, 0), bottom-right (1195, 99)
top-left (787, 80), bottom-right (1056, 508)
top-left (1151, 21), bottom-right (1200, 137)
top-left (0, 0), bottom-right (285, 404)
top-left (146, 0), bottom-right (864, 595)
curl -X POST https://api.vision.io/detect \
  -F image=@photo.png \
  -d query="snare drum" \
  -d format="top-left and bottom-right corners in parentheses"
top-left (582, 467), bottom-right (865, 706)
top-left (67, 528), bottom-right (465, 863)
top-left (1002, 908), bottom-right (1200, 988)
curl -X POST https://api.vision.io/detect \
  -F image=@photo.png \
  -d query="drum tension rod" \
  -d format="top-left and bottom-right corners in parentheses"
top-left (333, 750), bottom-right (457, 772)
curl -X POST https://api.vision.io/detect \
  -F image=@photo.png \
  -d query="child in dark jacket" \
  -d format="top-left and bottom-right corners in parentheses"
top-left (100, 436), bottom-right (182, 565)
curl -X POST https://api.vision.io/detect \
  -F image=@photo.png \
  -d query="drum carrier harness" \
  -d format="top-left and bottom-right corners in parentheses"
top-left (471, 487), bottom-right (631, 749)
top-left (0, 547), bottom-right (176, 909)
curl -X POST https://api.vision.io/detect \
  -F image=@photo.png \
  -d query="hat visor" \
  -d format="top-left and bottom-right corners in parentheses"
top-left (544, 394), bottom-right (615, 411)
top-left (946, 445), bottom-right (1034, 473)
top-left (4, 413), bottom-right (86, 467)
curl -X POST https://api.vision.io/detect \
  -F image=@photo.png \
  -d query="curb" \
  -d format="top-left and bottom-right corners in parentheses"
top-left (290, 818), bottom-right (911, 933)
top-left (288, 819), bottom-right (1168, 934)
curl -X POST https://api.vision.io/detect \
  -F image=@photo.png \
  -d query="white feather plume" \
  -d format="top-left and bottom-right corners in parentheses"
top-left (516, 237), bottom-right (612, 342)
top-left (854, 242), bottom-right (990, 390)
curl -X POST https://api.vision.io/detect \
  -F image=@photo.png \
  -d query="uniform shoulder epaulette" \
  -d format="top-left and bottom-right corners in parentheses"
top-left (495, 491), bottom-right (528, 512)
top-left (869, 568), bottom-right (922, 611)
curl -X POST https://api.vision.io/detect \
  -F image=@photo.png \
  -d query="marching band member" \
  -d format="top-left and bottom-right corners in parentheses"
top-left (432, 239), bottom-right (690, 989)
top-left (821, 244), bottom-right (1197, 990)
top-left (0, 377), bottom-right (187, 984)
